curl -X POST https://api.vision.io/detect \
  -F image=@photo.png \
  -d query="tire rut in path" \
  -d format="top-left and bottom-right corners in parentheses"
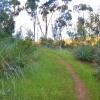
top-left (53, 54), bottom-right (89, 100)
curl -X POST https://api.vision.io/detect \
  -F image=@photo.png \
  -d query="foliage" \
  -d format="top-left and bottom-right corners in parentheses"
top-left (0, 37), bottom-right (37, 74)
top-left (87, 11), bottom-right (100, 36)
top-left (39, 37), bottom-right (66, 49)
top-left (39, 37), bottom-right (47, 45)
top-left (53, 40), bottom-right (66, 48)
top-left (39, 37), bottom-right (55, 48)
top-left (74, 44), bottom-right (97, 62)
top-left (47, 38), bottom-right (53, 47)
top-left (53, 40), bottom-right (60, 48)
top-left (61, 40), bottom-right (65, 48)
top-left (73, 4), bottom-right (93, 43)
top-left (9, 0), bottom-right (22, 16)
top-left (0, 10), bottom-right (15, 34)
top-left (73, 3), bottom-right (93, 13)
top-left (26, 0), bottom-right (72, 39)
top-left (25, 29), bottom-right (34, 40)
top-left (52, 11), bottom-right (72, 40)
top-left (25, 0), bottom-right (39, 41)
top-left (0, 0), bottom-right (22, 35)
top-left (65, 43), bottom-right (75, 49)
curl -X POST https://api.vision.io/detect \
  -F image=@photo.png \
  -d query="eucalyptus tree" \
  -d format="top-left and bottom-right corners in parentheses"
top-left (84, 9), bottom-right (100, 43)
top-left (0, 0), bottom-right (15, 35)
top-left (52, 0), bottom-right (72, 48)
top-left (89, 12), bottom-right (100, 36)
top-left (39, 0), bottom-right (57, 38)
top-left (73, 4), bottom-right (93, 42)
top-left (9, 0), bottom-right (21, 16)
top-left (25, 0), bottom-right (72, 42)
top-left (40, 0), bottom-right (72, 39)
top-left (0, 0), bottom-right (23, 36)
top-left (53, 11), bottom-right (72, 40)
top-left (0, 10), bottom-right (15, 34)
top-left (25, 0), bottom-right (39, 41)
top-left (25, 0), bottom-right (56, 41)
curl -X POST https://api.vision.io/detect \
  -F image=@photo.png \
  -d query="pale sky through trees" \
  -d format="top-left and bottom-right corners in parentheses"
top-left (14, 0), bottom-right (100, 40)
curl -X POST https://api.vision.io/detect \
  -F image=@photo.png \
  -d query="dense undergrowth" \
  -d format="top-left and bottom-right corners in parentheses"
top-left (0, 37), bottom-right (36, 74)
top-left (74, 44), bottom-right (97, 62)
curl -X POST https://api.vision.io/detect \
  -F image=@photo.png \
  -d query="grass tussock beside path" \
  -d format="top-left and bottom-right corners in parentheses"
top-left (0, 48), bottom-right (75, 100)
top-left (44, 48), bottom-right (100, 100)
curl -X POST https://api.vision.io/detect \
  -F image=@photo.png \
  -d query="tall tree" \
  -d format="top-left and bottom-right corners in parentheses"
top-left (39, 0), bottom-right (72, 39)
top-left (89, 12), bottom-right (100, 36)
top-left (52, 11), bottom-right (72, 48)
top-left (73, 4), bottom-right (93, 42)
top-left (51, 0), bottom-right (72, 48)
top-left (0, 0), bottom-right (22, 36)
top-left (39, 0), bottom-right (57, 38)
top-left (9, 0), bottom-right (21, 16)
top-left (0, 1), bottom-right (15, 35)
top-left (25, 0), bottom-right (72, 41)
top-left (85, 11), bottom-right (100, 42)
top-left (1, 11), bottom-right (15, 34)
top-left (25, 0), bottom-right (39, 41)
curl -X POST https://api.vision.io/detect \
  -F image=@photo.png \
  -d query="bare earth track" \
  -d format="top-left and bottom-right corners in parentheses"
top-left (52, 54), bottom-right (89, 100)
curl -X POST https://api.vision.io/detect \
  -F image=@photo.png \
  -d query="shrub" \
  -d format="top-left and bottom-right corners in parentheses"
top-left (65, 43), bottom-right (75, 49)
top-left (61, 40), bottom-right (66, 48)
top-left (74, 44), bottom-right (97, 62)
top-left (0, 37), bottom-right (37, 74)
top-left (53, 40), bottom-right (60, 48)
top-left (47, 38), bottom-right (53, 48)
top-left (39, 37), bottom-right (47, 45)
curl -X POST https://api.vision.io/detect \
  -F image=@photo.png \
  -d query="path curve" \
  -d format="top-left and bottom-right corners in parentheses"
top-left (52, 53), bottom-right (89, 100)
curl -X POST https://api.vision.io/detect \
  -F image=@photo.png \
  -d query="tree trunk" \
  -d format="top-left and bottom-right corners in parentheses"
top-left (45, 15), bottom-right (48, 38)
top-left (37, 16), bottom-right (44, 36)
top-left (59, 32), bottom-right (62, 54)
top-left (33, 17), bottom-right (36, 42)
top-left (59, 29), bottom-right (62, 49)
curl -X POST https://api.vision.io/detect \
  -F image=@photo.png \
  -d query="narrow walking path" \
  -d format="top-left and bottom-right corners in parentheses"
top-left (52, 53), bottom-right (89, 100)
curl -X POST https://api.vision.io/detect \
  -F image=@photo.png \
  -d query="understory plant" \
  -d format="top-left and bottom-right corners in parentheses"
top-left (74, 44), bottom-right (97, 62)
top-left (0, 37), bottom-right (37, 74)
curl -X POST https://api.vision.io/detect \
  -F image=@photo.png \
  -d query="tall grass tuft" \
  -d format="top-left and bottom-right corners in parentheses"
top-left (74, 44), bottom-right (97, 62)
top-left (0, 36), bottom-right (43, 99)
top-left (0, 37), bottom-right (37, 74)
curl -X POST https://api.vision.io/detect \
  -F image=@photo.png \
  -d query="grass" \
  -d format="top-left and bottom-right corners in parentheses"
top-left (1, 44), bottom-right (100, 100)
top-left (0, 48), bottom-right (75, 100)
top-left (45, 47), bottom-right (100, 100)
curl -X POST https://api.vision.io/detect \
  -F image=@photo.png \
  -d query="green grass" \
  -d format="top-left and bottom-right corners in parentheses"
top-left (0, 48), bottom-right (75, 100)
top-left (1, 45), bottom-right (100, 100)
top-left (45, 48), bottom-right (100, 100)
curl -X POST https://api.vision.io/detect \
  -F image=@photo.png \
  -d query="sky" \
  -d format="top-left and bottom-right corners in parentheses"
top-left (14, 0), bottom-right (100, 40)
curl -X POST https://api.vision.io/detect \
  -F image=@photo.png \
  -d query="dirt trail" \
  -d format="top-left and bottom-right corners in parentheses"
top-left (53, 54), bottom-right (89, 100)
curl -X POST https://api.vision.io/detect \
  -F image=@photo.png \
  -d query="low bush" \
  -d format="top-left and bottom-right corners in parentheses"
top-left (0, 38), bottom-right (37, 74)
top-left (74, 44), bottom-right (97, 62)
